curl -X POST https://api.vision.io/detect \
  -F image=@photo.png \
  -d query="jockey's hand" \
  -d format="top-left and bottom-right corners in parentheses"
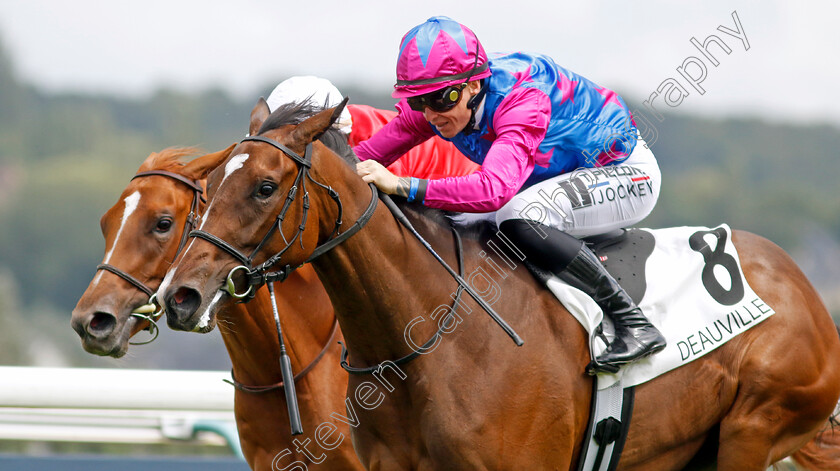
top-left (356, 160), bottom-right (409, 196)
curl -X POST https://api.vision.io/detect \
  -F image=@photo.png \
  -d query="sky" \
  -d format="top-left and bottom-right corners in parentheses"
top-left (0, 0), bottom-right (838, 126)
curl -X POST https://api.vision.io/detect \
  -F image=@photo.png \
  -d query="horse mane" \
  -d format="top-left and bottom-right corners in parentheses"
top-left (258, 100), bottom-right (357, 164)
top-left (397, 200), bottom-right (498, 245)
top-left (260, 100), bottom-right (494, 243)
top-left (137, 147), bottom-right (203, 173)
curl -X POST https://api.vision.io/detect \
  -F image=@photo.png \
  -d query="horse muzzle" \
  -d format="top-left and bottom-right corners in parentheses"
top-left (70, 309), bottom-right (130, 357)
top-left (163, 284), bottom-right (224, 333)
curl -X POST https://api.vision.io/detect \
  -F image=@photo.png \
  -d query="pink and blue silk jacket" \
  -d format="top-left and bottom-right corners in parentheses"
top-left (354, 52), bottom-right (639, 212)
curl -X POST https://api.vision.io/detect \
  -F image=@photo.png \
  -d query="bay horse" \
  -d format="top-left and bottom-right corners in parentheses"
top-left (161, 99), bottom-right (840, 470)
top-left (70, 146), bottom-right (363, 470)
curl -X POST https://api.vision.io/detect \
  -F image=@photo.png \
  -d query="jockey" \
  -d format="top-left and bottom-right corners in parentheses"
top-left (265, 75), bottom-right (479, 179)
top-left (353, 16), bottom-right (666, 372)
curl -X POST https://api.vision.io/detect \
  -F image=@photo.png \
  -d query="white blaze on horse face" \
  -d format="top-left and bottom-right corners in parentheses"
top-left (195, 290), bottom-right (224, 331)
top-left (155, 268), bottom-right (177, 306)
top-left (167, 152), bottom-right (251, 305)
top-left (196, 153), bottom-right (250, 232)
top-left (171, 153), bottom-right (251, 303)
top-left (92, 191), bottom-right (141, 287)
top-left (222, 153), bottom-right (249, 185)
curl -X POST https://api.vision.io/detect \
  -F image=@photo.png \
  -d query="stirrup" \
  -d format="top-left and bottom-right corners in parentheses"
top-left (586, 359), bottom-right (621, 375)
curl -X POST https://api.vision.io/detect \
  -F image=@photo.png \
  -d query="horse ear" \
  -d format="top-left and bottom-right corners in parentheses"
top-left (288, 96), bottom-right (350, 148)
top-left (329, 96), bottom-right (350, 128)
top-left (181, 143), bottom-right (237, 180)
top-left (249, 97), bottom-right (271, 136)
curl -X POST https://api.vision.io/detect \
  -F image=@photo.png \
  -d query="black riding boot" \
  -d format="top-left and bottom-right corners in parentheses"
top-left (559, 245), bottom-right (666, 372)
top-left (500, 219), bottom-right (666, 373)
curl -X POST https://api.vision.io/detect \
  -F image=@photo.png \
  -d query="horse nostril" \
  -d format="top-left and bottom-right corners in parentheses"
top-left (70, 316), bottom-right (86, 338)
top-left (88, 312), bottom-right (117, 337)
top-left (165, 286), bottom-right (202, 322)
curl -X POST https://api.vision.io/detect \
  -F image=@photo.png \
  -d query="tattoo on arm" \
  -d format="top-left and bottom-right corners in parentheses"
top-left (396, 177), bottom-right (411, 197)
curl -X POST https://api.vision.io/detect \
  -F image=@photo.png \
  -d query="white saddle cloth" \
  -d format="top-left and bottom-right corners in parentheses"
top-left (545, 224), bottom-right (775, 389)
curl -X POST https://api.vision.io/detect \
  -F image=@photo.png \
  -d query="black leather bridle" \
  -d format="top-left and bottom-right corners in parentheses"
top-left (184, 133), bottom-right (378, 435)
top-left (95, 170), bottom-right (205, 344)
top-left (188, 135), bottom-right (378, 301)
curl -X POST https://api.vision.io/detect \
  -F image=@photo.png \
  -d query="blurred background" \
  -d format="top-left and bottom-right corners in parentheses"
top-left (0, 0), bottom-right (838, 466)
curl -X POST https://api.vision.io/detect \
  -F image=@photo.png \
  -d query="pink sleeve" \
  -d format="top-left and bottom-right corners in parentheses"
top-left (423, 87), bottom-right (551, 212)
top-left (353, 100), bottom-right (436, 167)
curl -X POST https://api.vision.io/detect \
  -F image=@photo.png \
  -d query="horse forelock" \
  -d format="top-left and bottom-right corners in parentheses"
top-left (137, 147), bottom-right (203, 174)
top-left (258, 100), bottom-right (320, 135)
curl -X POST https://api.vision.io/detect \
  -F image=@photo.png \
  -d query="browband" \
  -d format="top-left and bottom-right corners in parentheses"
top-left (241, 136), bottom-right (312, 168)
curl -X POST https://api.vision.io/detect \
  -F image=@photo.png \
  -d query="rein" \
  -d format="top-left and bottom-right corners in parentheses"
top-left (224, 317), bottom-right (339, 393)
top-left (338, 195), bottom-right (524, 375)
top-left (95, 170), bottom-right (204, 345)
top-left (339, 223), bottom-right (466, 374)
top-left (382, 194), bottom-right (523, 345)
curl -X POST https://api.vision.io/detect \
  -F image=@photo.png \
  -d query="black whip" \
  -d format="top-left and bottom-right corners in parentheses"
top-left (267, 282), bottom-right (304, 435)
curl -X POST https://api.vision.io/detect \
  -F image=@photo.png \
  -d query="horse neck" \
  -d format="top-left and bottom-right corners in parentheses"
top-left (216, 266), bottom-right (335, 386)
top-left (310, 164), bottom-right (464, 366)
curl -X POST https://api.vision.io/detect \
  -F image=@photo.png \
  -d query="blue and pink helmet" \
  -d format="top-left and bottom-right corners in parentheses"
top-left (392, 16), bottom-right (492, 99)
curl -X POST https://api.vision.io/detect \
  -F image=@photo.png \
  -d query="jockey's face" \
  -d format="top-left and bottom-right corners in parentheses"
top-left (423, 80), bottom-right (481, 139)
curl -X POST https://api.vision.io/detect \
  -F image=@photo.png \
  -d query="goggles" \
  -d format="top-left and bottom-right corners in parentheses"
top-left (406, 83), bottom-right (467, 113)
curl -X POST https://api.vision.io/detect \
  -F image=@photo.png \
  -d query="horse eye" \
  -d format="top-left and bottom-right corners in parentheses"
top-left (155, 217), bottom-right (173, 233)
top-left (257, 182), bottom-right (277, 198)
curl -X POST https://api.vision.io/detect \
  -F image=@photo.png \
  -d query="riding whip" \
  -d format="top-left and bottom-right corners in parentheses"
top-left (267, 282), bottom-right (304, 435)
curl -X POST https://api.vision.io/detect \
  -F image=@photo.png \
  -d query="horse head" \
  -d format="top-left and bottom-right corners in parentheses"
top-left (71, 145), bottom-right (234, 356)
top-left (159, 97), bottom-right (359, 333)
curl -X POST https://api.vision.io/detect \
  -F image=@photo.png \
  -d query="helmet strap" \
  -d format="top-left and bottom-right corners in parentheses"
top-left (462, 79), bottom-right (487, 136)
top-left (460, 42), bottom-right (486, 136)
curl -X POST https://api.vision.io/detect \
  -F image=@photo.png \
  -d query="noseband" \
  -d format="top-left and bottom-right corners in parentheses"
top-left (95, 170), bottom-right (205, 343)
top-left (188, 135), bottom-right (378, 301)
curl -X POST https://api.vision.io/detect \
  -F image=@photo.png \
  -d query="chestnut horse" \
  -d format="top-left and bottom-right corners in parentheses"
top-left (70, 147), bottom-right (363, 470)
top-left (161, 99), bottom-right (840, 470)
